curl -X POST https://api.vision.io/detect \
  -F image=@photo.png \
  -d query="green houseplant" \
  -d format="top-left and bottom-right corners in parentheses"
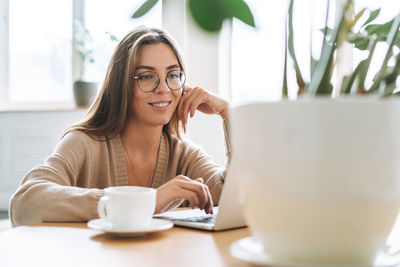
top-left (72, 19), bottom-right (98, 107)
top-left (283, 0), bottom-right (400, 98)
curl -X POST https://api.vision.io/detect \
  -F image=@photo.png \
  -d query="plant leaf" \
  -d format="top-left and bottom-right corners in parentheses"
top-left (340, 73), bottom-right (356, 94)
top-left (132, 0), bottom-right (159, 19)
top-left (351, 8), bottom-right (366, 28)
top-left (380, 53), bottom-right (400, 97)
top-left (225, 0), bottom-right (256, 27)
top-left (355, 35), bottom-right (378, 93)
top-left (365, 18), bottom-right (394, 37)
top-left (287, 0), bottom-right (305, 92)
top-left (369, 12), bottom-right (400, 93)
top-left (308, 0), bottom-right (351, 95)
top-left (347, 33), bottom-right (371, 50)
top-left (379, 80), bottom-right (397, 97)
top-left (320, 27), bottom-right (335, 43)
top-left (188, 0), bottom-right (226, 32)
top-left (361, 8), bottom-right (381, 28)
top-left (282, 10), bottom-right (288, 98)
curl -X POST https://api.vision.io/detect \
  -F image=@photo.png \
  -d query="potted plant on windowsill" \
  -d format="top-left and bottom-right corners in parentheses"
top-left (72, 19), bottom-right (98, 107)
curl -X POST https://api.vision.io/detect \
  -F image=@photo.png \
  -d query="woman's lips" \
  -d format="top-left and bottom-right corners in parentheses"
top-left (148, 101), bottom-right (172, 110)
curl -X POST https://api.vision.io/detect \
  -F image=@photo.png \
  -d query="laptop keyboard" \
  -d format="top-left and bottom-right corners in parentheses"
top-left (178, 215), bottom-right (216, 224)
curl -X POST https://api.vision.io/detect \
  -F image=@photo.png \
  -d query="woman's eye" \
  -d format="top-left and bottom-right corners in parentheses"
top-left (168, 73), bottom-right (179, 79)
top-left (139, 74), bottom-right (153, 80)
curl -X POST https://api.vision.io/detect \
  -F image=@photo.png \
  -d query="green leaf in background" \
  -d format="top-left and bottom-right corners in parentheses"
top-left (106, 32), bottom-right (119, 42)
top-left (310, 55), bottom-right (318, 78)
top-left (350, 8), bottom-right (366, 28)
top-left (224, 0), bottom-right (255, 27)
top-left (347, 33), bottom-right (370, 50)
top-left (380, 54), bottom-right (400, 97)
top-left (369, 12), bottom-right (400, 94)
top-left (132, 0), bottom-right (159, 18)
top-left (188, 0), bottom-right (255, 32)
top-left (287, 0), bottom-right (305, 92)
top-left (353, 36), bottom-right (378, 93)
top-left (340, 72), bottom-right (357, 94)
top-left (320, 27), bottom-right (335, 44)
top-left (132, 0), bottom-right (255, 33)
top-left (317, 53), bottom-right (334, 95)
top-left (282, 13), bottom-right (288, 98)
top-left (365, 18), bottom-right (394, 38)
top-left (341, 35), bottom-right (378, 95)
top-left (308, 0), bottom-right (352, 95)
top-left (361, 8), bottom-right (381, 28)
top-left (188, 0), bottom-right (226, 32)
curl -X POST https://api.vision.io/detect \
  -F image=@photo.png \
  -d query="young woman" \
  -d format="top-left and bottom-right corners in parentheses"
top-left (10, 27), bottom-right (231, 226)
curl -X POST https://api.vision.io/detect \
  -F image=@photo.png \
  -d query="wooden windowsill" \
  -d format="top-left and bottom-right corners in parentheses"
top-left (0, 102), bottom-right (88, 113)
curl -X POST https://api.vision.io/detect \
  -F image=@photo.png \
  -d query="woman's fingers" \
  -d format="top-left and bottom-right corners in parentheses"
top-left (179, 87), bottom-right (201, 124)
top-left (178, 178), bottom-right (209, 210)
top-left (155, 175), bottom-right (213, 214)
top-left (204, 184), bottom-right (214, 214)
top-left (178, 86), bottom-right (229, 124)
top-left (195, 177), bottom-right (204, 183)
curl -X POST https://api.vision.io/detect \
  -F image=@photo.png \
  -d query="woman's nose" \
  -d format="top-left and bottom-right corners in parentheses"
top-left (154, 79), bottom-right (170, 94)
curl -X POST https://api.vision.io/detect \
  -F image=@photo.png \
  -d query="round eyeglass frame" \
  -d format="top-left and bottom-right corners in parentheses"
top-left (133, 70), bottom-right (186, 93)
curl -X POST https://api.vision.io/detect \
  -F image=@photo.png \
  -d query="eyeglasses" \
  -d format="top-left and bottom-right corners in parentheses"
top-left (133, 70), bottom-right (186, 93)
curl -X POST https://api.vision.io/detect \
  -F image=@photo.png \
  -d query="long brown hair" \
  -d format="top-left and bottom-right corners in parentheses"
top-left (65, 26), bottom-right (186, 140)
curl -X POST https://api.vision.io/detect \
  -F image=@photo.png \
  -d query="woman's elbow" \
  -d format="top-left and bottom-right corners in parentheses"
top-left (9, 192), bottom-right (43, 227)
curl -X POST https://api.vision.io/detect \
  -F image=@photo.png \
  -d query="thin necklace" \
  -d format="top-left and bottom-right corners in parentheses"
top-left (121, 139), bottom-right (145, 187)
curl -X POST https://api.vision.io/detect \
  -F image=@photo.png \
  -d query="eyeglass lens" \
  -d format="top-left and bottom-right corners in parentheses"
top-left (137, 70), bottom-right (185, 92)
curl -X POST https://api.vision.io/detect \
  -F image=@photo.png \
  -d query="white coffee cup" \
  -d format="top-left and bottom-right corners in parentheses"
top-left (97, 186), bottom-right (156, 229)
top-left (230, 99), bottom-right (400, 264)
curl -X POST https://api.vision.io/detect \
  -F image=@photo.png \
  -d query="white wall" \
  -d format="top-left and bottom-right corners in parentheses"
top-left (0, 110), bottom-right (225, 210)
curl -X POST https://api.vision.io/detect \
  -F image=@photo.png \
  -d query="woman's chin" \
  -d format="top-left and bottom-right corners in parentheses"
top-left (150, 118), bottom-right (172, 127)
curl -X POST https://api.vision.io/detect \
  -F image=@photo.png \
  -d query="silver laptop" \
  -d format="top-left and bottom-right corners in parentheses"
top-left (154, 170), bottom-right (247, 231)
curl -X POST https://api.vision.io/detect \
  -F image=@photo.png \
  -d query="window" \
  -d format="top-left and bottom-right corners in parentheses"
top-left (9, 0), bottom-right (72, 103)
top-left (0, 0), bottom-right (161, 105)
top-left (230, 0), bottom-right (400, 103)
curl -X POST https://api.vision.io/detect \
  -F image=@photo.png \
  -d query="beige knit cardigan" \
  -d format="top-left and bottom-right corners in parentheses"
top-left (10, 120), bottom-right (231, 226)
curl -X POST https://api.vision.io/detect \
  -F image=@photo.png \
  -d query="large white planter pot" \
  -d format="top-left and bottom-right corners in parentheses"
top-left (230, 98), bottom-right (400, 264)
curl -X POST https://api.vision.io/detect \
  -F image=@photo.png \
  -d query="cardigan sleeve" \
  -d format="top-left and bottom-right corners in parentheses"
top-left (9, 131), bottom-right (104, 227)
top-left (179, 119), bottom-right (232, 205)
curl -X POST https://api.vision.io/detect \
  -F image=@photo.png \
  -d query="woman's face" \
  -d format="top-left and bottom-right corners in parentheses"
top-left (131, 43), bottom-right (182, 127)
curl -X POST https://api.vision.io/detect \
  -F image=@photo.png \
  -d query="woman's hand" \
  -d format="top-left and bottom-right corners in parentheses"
top-left (178, 86), bottom-right (229, 125)
top-left (155, 175), bottom-right (214, 214)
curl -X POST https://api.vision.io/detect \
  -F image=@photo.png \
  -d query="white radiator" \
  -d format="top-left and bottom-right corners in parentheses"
top-left (0, 110), bottom-right (85, 210)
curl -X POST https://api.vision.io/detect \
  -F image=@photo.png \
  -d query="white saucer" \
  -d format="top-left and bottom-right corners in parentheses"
top-left (230, 236), bottom-right (400, 267)
top-left (87, 218), bottom-right (173, 236)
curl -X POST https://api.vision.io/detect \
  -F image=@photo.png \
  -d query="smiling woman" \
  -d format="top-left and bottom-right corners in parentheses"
top-left (9, 26), bottom-right (231, 226)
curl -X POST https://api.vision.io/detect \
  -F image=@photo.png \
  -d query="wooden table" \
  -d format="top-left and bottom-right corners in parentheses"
top-left (0, 222), bottom-right (252, 267)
